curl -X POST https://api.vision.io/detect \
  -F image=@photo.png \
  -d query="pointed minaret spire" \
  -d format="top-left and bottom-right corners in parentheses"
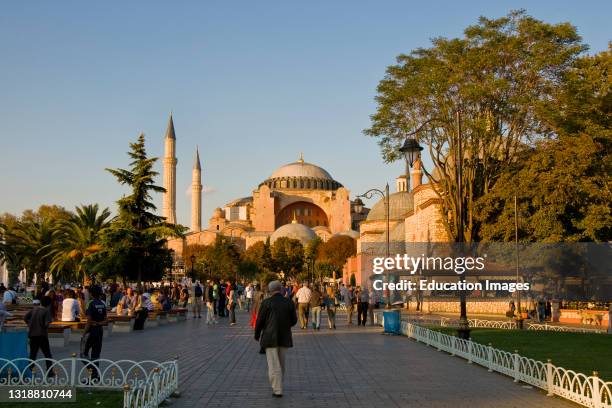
top-left (193, 145), bottom-right (201, 170)
top-left (162, 113), bottom-right (177, 224)
top-left (191, 145), bottom-right (202, 232)
top-left (165, 113), bottom-right (176, 139)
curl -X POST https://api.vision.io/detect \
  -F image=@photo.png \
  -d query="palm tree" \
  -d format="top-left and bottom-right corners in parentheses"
top-left (11, 219), bottom-right (58, 294)
top-left (0, 223), bottom-right (26, 287)
top-left (49, 204), bottom-right (112, 285)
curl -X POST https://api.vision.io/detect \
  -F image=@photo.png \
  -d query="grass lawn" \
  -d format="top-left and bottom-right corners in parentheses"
top-left (1, 390), bottom-right (123, 408)
top-left (427, 326), bottom-right (612, 381)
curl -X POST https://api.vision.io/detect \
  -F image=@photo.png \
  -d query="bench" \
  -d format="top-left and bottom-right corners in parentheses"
top-left (109, 315), bottom-right (135, 333)
top-left (48, 324), bottom-right (71, 348)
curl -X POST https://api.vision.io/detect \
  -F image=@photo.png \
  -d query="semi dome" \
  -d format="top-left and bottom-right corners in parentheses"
top-left (366, 191), bottom-right (414, 222)
top-left (270, 220), bottom-right (317, 245)
top-left (332, 230), bottom-right (360, 240)
top-left (260, 156), bottom-right (343, 191)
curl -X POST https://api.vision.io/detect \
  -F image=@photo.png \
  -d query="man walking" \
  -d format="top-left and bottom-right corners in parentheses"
top-left (357, 286), bottom-right (369, 326)
top-left (245, 283), bottom-right (253, 312)
top-left (254, 281), bottom-right (297, 398)
top-left (295, 282), bottom-right (311, 329)
top-left (205, 280), bottom-right (217, 325)
top-left (192, 279), bottom-right (203, 318)
top-left (23, 298), bottom-right (54, 377)
top-left (309, 285), bottom-right (322, 330)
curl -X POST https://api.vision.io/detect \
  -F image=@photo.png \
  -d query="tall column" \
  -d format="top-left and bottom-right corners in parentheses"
top-left (163, 113), bottom-right (177, 224)
top-left (191, 146), bottom-right (202, 232)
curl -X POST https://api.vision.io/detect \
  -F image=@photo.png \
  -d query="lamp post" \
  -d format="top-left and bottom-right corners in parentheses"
top-left (514, 194), bottom-right (524, 329)
top-left (190, 255), bottom-right (196, 281)
top-left (354, 184), bottom-right (391, 308)
top-left (399, 111), bottom-right (470, 339)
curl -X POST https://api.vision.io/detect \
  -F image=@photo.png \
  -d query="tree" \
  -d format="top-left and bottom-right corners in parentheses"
top-left (476, 46), bottom-right (612, 242)
top-left (10, 219), bottom-right (58, 294)
top-left (102, 134), bottom-right (184, 284)
top-left (317, 235), bottom-right (356, 276)
top-left (365, 10), bottom-right (585, 242)
top-left (49, 204), bottom-right (112, 284)
top-left (270, 237), bottom-right (304, 278)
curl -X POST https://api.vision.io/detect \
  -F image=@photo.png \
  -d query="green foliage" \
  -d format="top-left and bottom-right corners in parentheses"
top-left (317, 235), bottom-right (356, 272)
top-left (49, 204), bottom-right (112, 283)
top-left (99, 133), bottom-right (184, 283)
top-left (184, 236), bottom-right (241, 281)
top-left (365, 10), bottom-right (585, 242)
top-left (270, 237), bottom-right (304, 277)
top-left (476, 47), bottom-right (612, 242)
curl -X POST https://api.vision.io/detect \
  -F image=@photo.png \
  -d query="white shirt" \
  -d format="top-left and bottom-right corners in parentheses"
top-left (61, 298), bottom-right (81, 321)
top-left (246, 286), bottom-right (253, 299)
top-left (295, 287), bottom-right (312, 304)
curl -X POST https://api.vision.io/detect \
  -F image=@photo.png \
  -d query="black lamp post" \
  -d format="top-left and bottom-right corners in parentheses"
top-left (355, 184), bottom-right (391, 308)
top-left (190, 255), bottom-right (196, 281)
top-left (399, 113), bottom-right (470, 339)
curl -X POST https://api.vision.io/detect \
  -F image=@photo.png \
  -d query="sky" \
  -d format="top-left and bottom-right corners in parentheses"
top-left (1, 1), bottom-right (610, 227)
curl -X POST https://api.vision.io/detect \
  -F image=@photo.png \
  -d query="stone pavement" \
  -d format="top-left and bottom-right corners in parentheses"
top-left (55, 311), bottom-right (575, 407)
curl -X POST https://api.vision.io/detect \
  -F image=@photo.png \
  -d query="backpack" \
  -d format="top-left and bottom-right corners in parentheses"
top-left (194, 284), bottom-right (203, 297)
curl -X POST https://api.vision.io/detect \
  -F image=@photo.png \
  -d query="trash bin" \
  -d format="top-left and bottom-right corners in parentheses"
top-left (383, 310), bottom-right (400, 334)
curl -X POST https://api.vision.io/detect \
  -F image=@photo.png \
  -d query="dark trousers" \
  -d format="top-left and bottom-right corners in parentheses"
top-left (134, 309), bottom-right (148, 330)
top-left (29, 336), bottom-right (53, 374)
top-left (357, 303), bottom-right (369, 326)
top-left (83, 330), bottom-right (103, 379)
top-left (218, 298), bottom-right (226, 317)
top-left (229, 303), bottom-right (236, 323)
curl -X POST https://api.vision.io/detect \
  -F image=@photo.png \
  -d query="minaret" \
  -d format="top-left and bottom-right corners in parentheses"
top-left (162, 113), bottom-right (177, 224)
top-left (191, 146), bottom-right (202, 232)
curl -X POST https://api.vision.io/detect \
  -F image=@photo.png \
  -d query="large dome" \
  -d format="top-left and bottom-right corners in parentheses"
top-left (270, 161), bottom-right (334, 180)
top-left (260, 157), bottom-right (342, 191)
top-left (270, 221), bottom-right (317, 245)
top-left (366, 191), bottom-right (414, 222)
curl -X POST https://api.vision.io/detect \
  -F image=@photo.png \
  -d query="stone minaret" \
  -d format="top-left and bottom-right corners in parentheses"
top-left (191, 146), bottom-right (202, 232)
top-left (162, 114), bottom-right (177, 224)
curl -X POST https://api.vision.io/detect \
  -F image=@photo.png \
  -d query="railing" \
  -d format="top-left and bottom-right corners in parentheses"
top-left (375, 312), bottom-right (612, 407)
top-left (441, 317), bottom-right (517, 329)
top-left (527, 323), bottom-right (605, 334)
top-left (438, 317), bottom-right (606, 334)
top-left (123, 365), bottom-right (178, 408)
top-left (0, 356), bottom-right (178, 408)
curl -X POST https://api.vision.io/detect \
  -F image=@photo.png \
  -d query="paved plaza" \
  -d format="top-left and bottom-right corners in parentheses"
top-left (55, 311), bottom-right (575, 407)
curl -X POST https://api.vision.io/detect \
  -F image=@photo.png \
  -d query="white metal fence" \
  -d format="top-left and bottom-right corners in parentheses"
top-left (0, 356), bottom-right (178, 407)
top-left (376, 313), bottom-right (612, 407)
top-left (438, 317), bottom-right (606, 334)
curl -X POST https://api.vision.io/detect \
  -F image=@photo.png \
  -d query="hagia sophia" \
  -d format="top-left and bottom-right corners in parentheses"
top-left (160, 114), bottom-right (449, 286)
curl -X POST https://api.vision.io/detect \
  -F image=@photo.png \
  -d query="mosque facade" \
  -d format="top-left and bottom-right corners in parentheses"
top-left (160, 115), bottom-right (364, 259)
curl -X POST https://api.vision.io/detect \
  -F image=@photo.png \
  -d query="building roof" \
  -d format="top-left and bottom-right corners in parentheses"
top-left (270, 220), bottom-right (317, 245)
top-left (269, 160), bottom-right (334, 181)
top-left (365, 191), bottom-right (414, 222)
top-left (332, 230), bottom-right (360, 239)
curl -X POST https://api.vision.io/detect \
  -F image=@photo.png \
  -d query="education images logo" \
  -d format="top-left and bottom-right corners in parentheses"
top-left (371, 254), bottom-right (530, 293)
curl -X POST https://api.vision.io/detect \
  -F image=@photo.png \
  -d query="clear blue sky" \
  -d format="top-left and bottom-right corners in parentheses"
top-left (1, 1), bottom-right (610, 226)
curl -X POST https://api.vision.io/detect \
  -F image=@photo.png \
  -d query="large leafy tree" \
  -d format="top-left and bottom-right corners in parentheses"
top-left (317, 235), bottom-right (356, 279)
top-left (49, 204), bottom-right (112, 283)
top-left (477, 46), bottom-right (612, 242)
top-left (270, 237), bottom-right (304, 278)
top-left (365, 10), bottom-right (585, 242)
top-left (101, 134), bottom-right (184, 284)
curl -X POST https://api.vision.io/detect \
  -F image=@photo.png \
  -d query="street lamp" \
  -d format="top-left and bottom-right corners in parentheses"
top-left (399, 111), bottom-right (470, 339)
top-left (399, 137), bottom-right (424, 168)
top-left (190, 255), bottom-right (196, 281)
top-left (355, 184), bottom-right (391, 308)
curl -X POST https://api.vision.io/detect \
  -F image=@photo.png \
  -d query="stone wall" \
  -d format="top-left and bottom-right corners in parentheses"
top-left (409, 298), bottom-right (512, 315)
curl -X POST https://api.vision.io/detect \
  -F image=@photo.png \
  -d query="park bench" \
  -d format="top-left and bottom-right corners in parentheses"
top-left (48, 323), bottom-right (71, 347)
top-left (109, 314), bottom-right (135, 333)
top-left (146, 311), bottom-right (162, 328)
